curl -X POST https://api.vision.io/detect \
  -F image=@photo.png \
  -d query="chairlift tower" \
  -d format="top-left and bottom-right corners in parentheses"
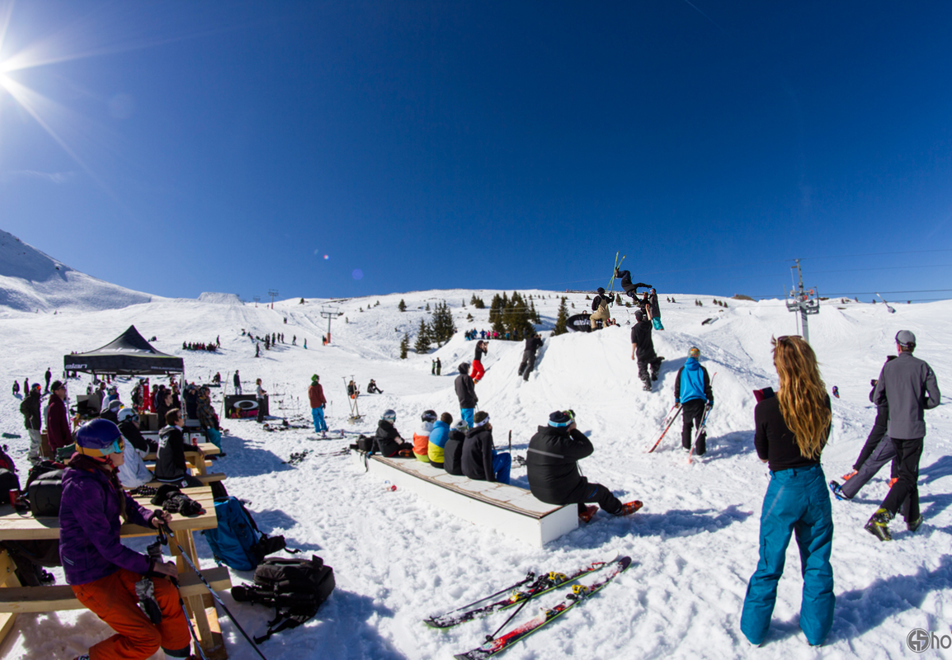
top-left (268, 289), bottom-right (279, 310)
top-left (785, 259), bottom-right (820, 344)
top-left (253, 296), bottom-right (260, 308)
top-left (320, 305), bottom-right (339, 344)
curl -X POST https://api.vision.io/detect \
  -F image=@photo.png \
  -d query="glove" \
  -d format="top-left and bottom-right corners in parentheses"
top-left (135, 577), bottom-right (163, 625)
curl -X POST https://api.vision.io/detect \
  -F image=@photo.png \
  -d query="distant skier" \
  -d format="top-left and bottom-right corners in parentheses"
top-left (472, 341), bottom-right (488, 382)
top-left (631, 310), bottom-right (663, 391)
top-left (647, 288), bottom-right (664, 330)
top-left (613, 269), bottom-right (651, 302)
top-left (11, 380), bottom-right (19, 396)
top-left (436, 358), bottom-right (441, 376)
top-left (518, 333), bottom-right (544, 381)
top-left (590, 288), bottom-right (612, 330)
top-left (233, 370), bottom-right (241, 394)
top-left (308, 375), bottom-right (328, 436)
top-left (674, 347), bottom-right (714, 455)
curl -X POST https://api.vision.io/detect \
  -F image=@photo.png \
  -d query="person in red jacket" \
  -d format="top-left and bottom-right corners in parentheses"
top-left (47, 380), bottom-right (72, 453)
top-left (308, 375), bottom-right (328, 436)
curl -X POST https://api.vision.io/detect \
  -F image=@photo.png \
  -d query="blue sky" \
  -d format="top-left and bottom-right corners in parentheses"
top-left (1, 1), bottom-right (951, 303)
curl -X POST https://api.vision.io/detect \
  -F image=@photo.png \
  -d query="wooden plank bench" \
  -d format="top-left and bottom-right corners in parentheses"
top-left (352, 452), bottom-right (577, 546)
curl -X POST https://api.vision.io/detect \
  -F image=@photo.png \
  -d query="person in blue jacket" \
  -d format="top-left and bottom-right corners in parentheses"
top-left (674, 347), bottom-right (714, 455)
top-left (741, 335), bottom-right (833, 647)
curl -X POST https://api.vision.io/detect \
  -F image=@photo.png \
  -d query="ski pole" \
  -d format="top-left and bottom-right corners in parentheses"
top-left (508, 430), bottom-right (512, 455)
top-left (688, 373), bottom-right (716, 465)
top-left (160, 525), bottom-right (269, 660)
top-left (647, 405), bottom-right (682, 453)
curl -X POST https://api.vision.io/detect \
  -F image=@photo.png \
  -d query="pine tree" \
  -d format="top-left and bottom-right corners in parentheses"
top-left (554, 297), bottom-right (569, 335)
top-left (414, 318), bottom-right (431, 353)
top-left (430, 301), bottom-right (456, 346)
top-left (398, 299), bottom-right (407, 312)
top-left (425, 302), bottom-right (430, 311)
top-left (399, 332), bottom-right (409, 359)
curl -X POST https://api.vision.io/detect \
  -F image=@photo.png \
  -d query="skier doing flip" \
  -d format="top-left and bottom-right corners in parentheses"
top-left (614, 269), bottom-right (651, 302)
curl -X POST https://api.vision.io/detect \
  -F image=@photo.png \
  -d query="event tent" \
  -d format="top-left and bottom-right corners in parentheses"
top-left (64, 325), bottom-right (184, 376)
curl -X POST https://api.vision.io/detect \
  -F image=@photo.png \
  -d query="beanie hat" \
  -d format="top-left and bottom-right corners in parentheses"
top-left (311, 374), bottom-right (319, 382)
top-left (634, 309), bottom-right (645, 321)
top-left (895, 330), bottom-right (916, 348)
top-left (548, 410), bottom-right (573, 427)
top-left (597, 287), bottom-right (605, 295)
top-left (688, 347), bottom-right (700, 359)
top-left (473, 411), bottom-right (490, 428)
top-left (459, 362), bottom-right (470, 374)
top-left (50, 380), bottom-right (64, 392)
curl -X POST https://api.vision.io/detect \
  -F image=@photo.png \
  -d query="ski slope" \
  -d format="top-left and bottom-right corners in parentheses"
top-left (0, 272), bottom-right (949, 658)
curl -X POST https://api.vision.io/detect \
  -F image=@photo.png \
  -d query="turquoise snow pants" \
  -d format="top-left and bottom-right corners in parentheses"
top-left (312, 407), bottom-right (327, 433)
top-left (740, 464), bottom-right (835, 646)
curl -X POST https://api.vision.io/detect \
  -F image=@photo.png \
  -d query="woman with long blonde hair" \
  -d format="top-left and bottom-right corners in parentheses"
top-left (740, 336), bottom-right (834, 646)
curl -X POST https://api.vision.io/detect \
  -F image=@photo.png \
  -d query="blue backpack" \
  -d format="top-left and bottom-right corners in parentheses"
top-left (203, 497), bottom-right (285, 571)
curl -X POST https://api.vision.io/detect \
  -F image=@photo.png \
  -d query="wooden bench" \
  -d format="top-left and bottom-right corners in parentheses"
top-left (352, 452), bottom-right (577, 546)
top-left (139, 472), bottom-right (227, 488)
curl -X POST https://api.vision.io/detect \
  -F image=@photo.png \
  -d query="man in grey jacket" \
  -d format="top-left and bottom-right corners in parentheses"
top-left (865, 330), bottom-right (941, 541)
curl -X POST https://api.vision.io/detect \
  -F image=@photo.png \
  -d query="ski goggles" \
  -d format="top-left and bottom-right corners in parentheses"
top-left (79, 437), bottom-right (125, 458)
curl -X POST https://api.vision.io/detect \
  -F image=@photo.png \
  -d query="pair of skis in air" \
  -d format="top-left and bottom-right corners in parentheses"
top-left (424, 554), bottom-right (632, 659)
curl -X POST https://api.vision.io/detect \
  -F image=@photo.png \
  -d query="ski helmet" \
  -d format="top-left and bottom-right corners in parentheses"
top-left (381, 409), bottom-right (397, 423)
top-left (117, 407), bottom-right (139, 424)
top-left (421, 410), bottom-right (437, 423)
top-left (688, 347), bottom-right (700, 359)
top-left (75, 419), bottom-right (124, 458)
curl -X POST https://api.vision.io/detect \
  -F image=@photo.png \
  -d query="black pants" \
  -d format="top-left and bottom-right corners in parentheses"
top-left (518, 351), bottom-right (537, 380)
top-left (881, 437), bottom-right (923, 523)
top-left (256, 399), bottom-right (265, 423)
top-left (853, 405), bottom-right (888, 470)
top-left (553, 480), bottom-right (623, 515)
top-left (681, 399), bottom-right (707, 454)
top-left (637, 354), bottom-right (662, 385)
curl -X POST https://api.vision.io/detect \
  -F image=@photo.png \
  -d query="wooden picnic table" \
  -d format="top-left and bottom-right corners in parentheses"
top-left (144, 442), bottom-right (220, 476)
top-left (0, 486), bottom-right (229, 659)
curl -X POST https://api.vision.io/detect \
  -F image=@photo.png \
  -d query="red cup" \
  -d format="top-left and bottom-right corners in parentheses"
top-left (8, 489), bottom-right (18, 506)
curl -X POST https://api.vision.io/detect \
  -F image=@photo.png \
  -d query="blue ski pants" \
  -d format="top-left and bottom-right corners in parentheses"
top-left (312, 407), bottom-right (327, 433)
top-left (460, 408), bottom-right (475, 429)
top-left (491, 451), bottom-right (511, 485)
top-left (740, 464), bottom-right (835, 646)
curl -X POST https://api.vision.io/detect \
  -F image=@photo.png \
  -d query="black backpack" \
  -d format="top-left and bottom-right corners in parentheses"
top-left (355, 435), bottom-right (374, 452)
top-left (26, 463), bottom-right (64, 517)
top-left (232, 555), bottom-right (335, 643)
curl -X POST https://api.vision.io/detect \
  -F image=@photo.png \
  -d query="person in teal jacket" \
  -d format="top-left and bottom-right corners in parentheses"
top-left (674, 347), bottom-right (714, 455)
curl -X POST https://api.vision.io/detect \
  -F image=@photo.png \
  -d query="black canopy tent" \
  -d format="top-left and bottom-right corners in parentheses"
top-left (64, 325), bottom-right (184, 376)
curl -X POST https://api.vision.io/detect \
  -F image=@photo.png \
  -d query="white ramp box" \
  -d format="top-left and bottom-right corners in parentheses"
top-left (353, 452), bottom-right (577, 546)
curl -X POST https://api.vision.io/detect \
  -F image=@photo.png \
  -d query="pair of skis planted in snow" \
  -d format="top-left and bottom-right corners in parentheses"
top-left (424, 555), bottom-right (631, 658)
top-left (647, 373), bottom-right (716, 460)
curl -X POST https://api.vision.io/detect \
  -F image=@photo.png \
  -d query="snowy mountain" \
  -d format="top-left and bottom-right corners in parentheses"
top-left (0, 284), bottom-right (949, 659)
top-left (0, 229), bottom-right (157, 314)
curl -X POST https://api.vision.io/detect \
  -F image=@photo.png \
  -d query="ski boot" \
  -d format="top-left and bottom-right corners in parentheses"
top-left (864, 508), bottom-right (893, 541)
top-left (828, 481), bottom-right (850, 501)
top-left (616, 500), bottom-right (643, 516)
top-left (642, 379), bottom-right (652, 392)
top-left (907, 515), bottom-right (924, 533)
top-left (579, 506), bottom-right (598, 524)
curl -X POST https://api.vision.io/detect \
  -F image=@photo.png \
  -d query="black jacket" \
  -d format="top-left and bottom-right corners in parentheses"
top-left (630, 320), bottom-right (656, 359)
top-left (119, 420), bottom-right (151, 454)
top-left (443, 430), bottom-right (466, 475)
top-left (524, 336), bottom-right (543, 354)
top-left (155, 425), bottom-right (188, 482)
top-left (462, 427), bottom-right (496, 482)
top-left (20, 392), bottom-right (41, 430)
top-left (526, 426), bottom-right (593, 504)
top-left (649, 292), bottom-right (661, 318)
top-left (374, 420), bottom-right (403, 458)
top-left (455, 374), bottom-right (478, 408)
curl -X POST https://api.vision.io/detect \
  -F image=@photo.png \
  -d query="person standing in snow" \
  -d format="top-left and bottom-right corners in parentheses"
top-left (471, 341), bottom-right (489, 382)
top-left (674, 347), bottom-right (714, 455)
top-left (12, 380), bottom-right (20, 396)
top-left (647, 288), bottom-right (664, 330)
top-left (590, 287), bottom-right (612, 330)
top-left (233, 370), bottom-right (242, 394)
top-left (527, 410), bottom-right (640, 522)
top-left (455, 363), bottom-right (478, 429)
top-left (255, 378), bottom-right (267, 423)
top-left (436, 358), bottom-right (441, 376)
top-left (461, 411), bottom-right (510, 484)
top-left (741, 335), bottom-right (833, 647)
top-left (20, 384), bottom-right (42, 464)
top-left (47, 381), bottom-right (72, 454)
top-left (44, 367), bottom-right (52, 394)
top-left (630, 310), bottom-right (663, 391)
top-left (518, 333), bottom-right (544, 381)
top-left (308, 375), bottom-right (328, 436)
top-left (864, 330), bottom-right (940, 541)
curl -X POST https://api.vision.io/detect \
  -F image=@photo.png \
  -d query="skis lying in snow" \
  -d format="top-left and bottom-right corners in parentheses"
top-left (647, 404), bottom-right (682, 453)
top-left (453, 556), bottom-right (632, 659)
top-left (423, 554), bottom-right (618, 630)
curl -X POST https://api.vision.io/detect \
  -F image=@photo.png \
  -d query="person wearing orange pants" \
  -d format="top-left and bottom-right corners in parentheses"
top-left (72, 568), bottom-right (193, 659)
top-left (61, 419), bottom-right (196, 660)
top-left (471, 341), bottom-right (488, 382)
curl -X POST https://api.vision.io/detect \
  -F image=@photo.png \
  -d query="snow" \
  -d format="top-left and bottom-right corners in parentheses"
top-left (0, 249), bottom-right (950, 659)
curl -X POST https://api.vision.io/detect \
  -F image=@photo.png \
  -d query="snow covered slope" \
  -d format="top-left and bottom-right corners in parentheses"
top-left (0, 289), bottom-right (949, 659)
top-left (0, 229), bottom-right (156, 314)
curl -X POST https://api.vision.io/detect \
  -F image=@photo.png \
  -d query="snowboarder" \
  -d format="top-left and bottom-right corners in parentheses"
top-left (590, 287), bottom-right (611, 330)
top-left (613, 269), bottom-right (651, 302)
top-left (674, 348), bottom-right (714, 455)
top-left (233, 370), bottom-right (241, 394)
top-left (518, 333), bottom-right (544, 381)
top-left (308, 375), bottom-right (328, 436)
top-left (741, 335), bottom-right (833, 647)
top-left (461, 411), bottom-right (510, 484)
top-left (864, 330), bottom-right (940, 541)
top-left (630, 310), bottom-right (663, 391)
top-left (472, 341), bottom-right (488, 382)
top-left (527, 410), bottom-right (640, 522)
top-left (454, 363), bottom-right (478, 429)
top-left (367, 379), bottom-right (383, 394)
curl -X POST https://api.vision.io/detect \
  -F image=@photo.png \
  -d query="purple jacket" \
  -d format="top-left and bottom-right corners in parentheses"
top-left (59, 466), bottom-right (155, 585)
